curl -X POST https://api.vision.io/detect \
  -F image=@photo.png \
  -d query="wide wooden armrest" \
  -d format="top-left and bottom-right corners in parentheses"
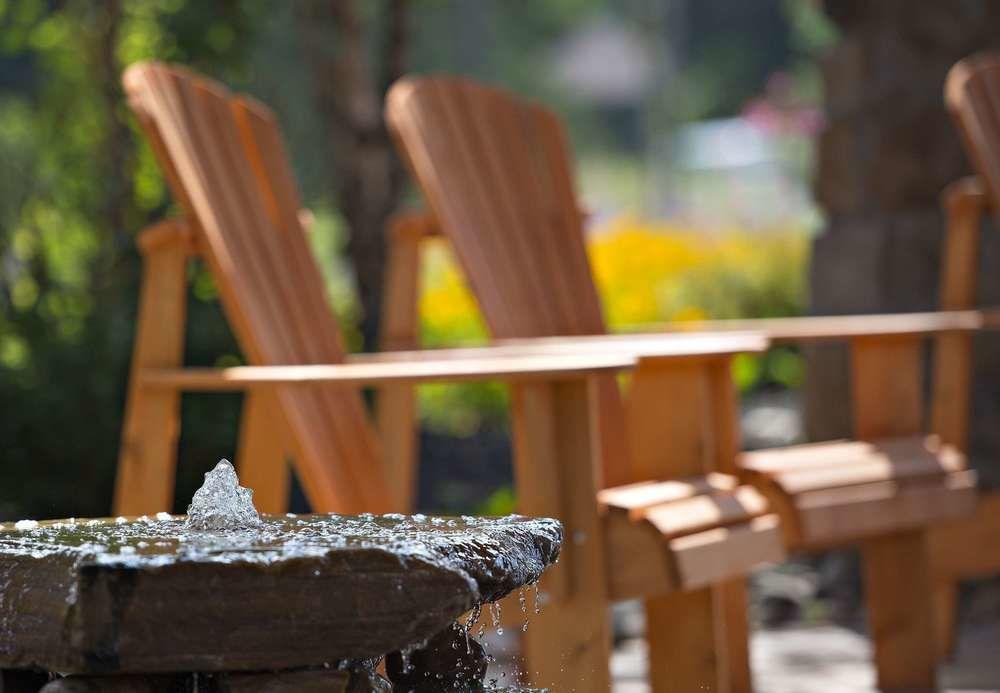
top-left (141, 354), bottom-right (625, 391)
top-left (599, 474), bottom-right (784, 596)
top-left (353, 331), bottom-right (767, 365)
top-left (739, 436), bottom-right (976, 549)
top-left (617, 310), bottom-right (987, 345)
top-left (141, 331), bottom-right (768, 391)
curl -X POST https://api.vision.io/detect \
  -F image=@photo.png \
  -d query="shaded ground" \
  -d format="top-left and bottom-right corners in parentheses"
top-left (610, 620), bottom-right (1000, 692)
top-left (483, 614), bottom-right (1000, 691)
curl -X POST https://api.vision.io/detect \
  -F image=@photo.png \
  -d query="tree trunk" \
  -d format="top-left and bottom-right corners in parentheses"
top-left (93, 0), bottom-right (134, 278)
top-left (297, 0), bottom-right (409, 353)
top-left (808, 0), bottom-right (1000, 485)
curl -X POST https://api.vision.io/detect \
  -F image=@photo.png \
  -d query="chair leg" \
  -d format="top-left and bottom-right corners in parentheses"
top-left (716, 577), bottom-right (753, 693)
top-left (377, 210), bottom-right (425, 512)
top-left (376, 383), bottom-right (418, 512)
top-left (521, 596), bottom-right (612, 692)
top-left (933, 579), bottom-right (959, 661)
top-left (511, 381), bottom-right (612, 692)
top-left (646, 577), bottom-right (751, 693)
top-left (647, 588), bottom-right (720, 692)
top-left (862, 529), bottom-right (937, 692)
top-left (237, 391), bottom-right (291, 514)
top-left (115, 388), bottom-right (183, 516)
top-left (113, 221), bottom-right (190, 516)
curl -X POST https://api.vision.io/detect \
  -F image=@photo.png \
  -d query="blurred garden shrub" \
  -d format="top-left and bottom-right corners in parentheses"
top-left (416, 216), bottom-right (810, 435)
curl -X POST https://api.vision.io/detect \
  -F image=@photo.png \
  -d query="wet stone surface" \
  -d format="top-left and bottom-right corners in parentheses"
top-left (386, 621), bottom-right (489, 691)
top-left (0, 512), bottom-right (561, 675)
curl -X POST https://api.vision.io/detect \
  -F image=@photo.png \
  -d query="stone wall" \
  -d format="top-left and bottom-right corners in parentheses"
top-left (808, 0), bottom-right (1000, 483)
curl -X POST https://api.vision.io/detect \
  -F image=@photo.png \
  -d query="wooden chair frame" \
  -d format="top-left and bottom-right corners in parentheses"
top-left (927, 175), bottom-right (1000, 659)
top-left (380, 205), bottom-right (987, 691)
top-left (925, 52), bottom-right (1000, 661)
top-left (375, 69), bottom-right (995, 692)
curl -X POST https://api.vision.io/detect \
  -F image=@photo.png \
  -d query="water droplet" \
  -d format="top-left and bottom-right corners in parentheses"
top-left (464, 603), bottom-right (482, 632)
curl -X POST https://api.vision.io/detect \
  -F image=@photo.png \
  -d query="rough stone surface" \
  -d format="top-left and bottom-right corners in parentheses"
top-left (38, 675), bottom-right (201, 693)
top-left (0, 514), bottom-right (560, 675)
top-left (386, 621), bottom-right (489, 691)
top-left (808, 0), bottom-right (1000, 486)
top-left (1, 670), bottom-right (51, 693)
top-left (31, 668), bottom-right (393, 693)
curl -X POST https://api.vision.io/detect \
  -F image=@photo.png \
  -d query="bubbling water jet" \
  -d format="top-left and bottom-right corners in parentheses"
top-left (184, 459), bottom-right (262, 531)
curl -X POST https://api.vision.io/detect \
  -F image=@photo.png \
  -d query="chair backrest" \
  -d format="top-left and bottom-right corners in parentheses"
top-left (123, 62), bottom-right (387, 513)
top-left (386, 76), bottom-right (631, 487)
top-left (386, 76), bottom-right (604, 338)
top-left (946, 53), bottom-right (1000, 211)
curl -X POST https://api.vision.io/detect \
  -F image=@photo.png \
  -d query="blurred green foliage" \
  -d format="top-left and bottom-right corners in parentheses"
top-left (0, 0), bottom-right (260, 520)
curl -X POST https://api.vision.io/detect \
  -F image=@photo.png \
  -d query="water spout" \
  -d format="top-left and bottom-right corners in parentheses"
top-left (185, 459), bottom-right (262, 531)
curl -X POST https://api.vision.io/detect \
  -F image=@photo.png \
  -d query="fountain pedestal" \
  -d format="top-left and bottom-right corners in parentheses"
top-left (0, 513), bottom-right (560, 691)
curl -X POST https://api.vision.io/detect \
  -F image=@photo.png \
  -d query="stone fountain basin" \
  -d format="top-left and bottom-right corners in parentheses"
top-left (0, 513), bottom-right (561, 675)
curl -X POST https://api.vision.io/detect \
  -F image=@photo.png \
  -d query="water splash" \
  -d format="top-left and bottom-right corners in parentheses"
top-left (185, 459), bottom-right (261, 531)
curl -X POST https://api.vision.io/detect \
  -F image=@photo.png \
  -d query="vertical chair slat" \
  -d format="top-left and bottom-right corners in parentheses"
top-left (530, 106), bottom-right (607, 333)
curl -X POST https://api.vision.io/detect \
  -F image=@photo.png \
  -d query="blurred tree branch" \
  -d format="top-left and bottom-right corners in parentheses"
top-left (297, 0), bottom-right (410, 353)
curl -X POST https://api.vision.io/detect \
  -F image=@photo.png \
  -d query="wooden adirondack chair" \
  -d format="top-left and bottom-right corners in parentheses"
top-left (926, 51), bottom-right (1000, 660)
top-left (384, 75), bottom-right (981, 692)
top-left (115, 62), bottom-right (783, 693)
